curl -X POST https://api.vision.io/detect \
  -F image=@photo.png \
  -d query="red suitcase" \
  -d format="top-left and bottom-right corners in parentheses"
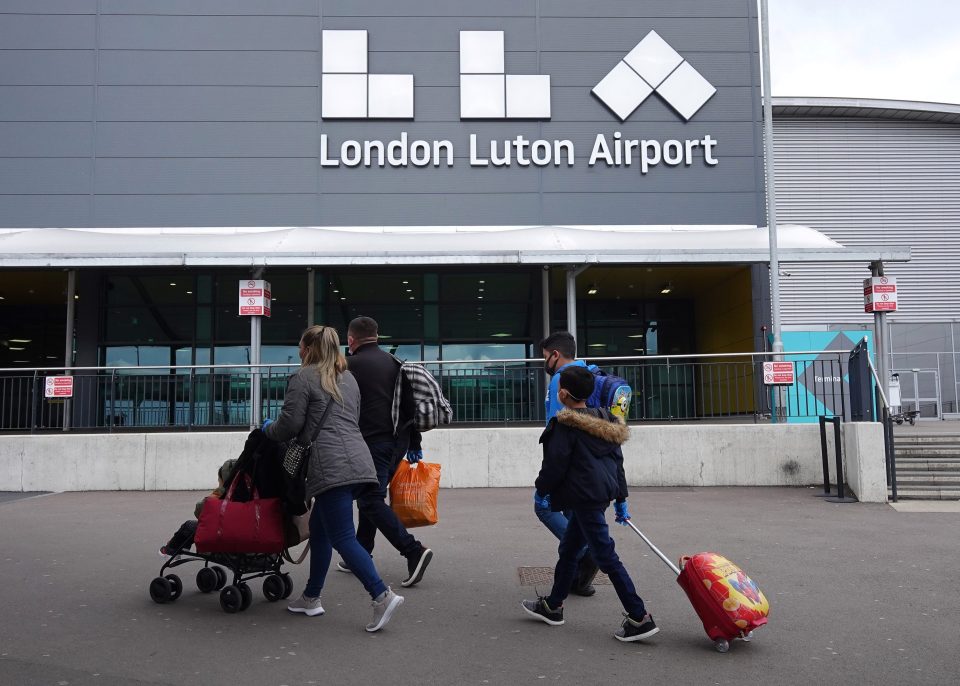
top-left (626, 521), bottom-right (770, 653)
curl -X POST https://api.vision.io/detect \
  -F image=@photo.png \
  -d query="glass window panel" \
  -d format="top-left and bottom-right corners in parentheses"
top-left (104, 306), bottom-right (193, 343)
top-left (106, 274), bottom-right (195, 307)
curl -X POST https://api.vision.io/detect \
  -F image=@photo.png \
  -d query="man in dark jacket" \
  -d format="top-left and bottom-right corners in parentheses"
top-left (342, 316), bottom-right (433, 588)
top-left (521, 365), bottom-right (658, 643)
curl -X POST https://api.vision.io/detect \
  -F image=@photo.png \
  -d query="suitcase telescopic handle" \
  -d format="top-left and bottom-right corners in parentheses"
top-left (625, 520), bottom-right (682, 576)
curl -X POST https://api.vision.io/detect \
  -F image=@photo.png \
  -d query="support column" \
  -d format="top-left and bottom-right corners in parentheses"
top-left (62, 270), bottom-right (76, 431)
top-left (871, 261), bottom-right (889, 408)
top-left (541, 266), bottom-right (550, 339)
top-left (306, 267), bottom-right (315, 327)
top-left (760, 0), bottom-right (783, 355)
top-left (250, 267), bottom-right (264, 428)
top-left (565, 265), bottom-right (589, 336)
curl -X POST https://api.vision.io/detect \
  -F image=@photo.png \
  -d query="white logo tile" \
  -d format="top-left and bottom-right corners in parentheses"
top-left (459, 31), bottom-right (550, 119)
top-left (593, 30), bottom-right (716, 121)
top-left (322, 30), bottom-right (414, 119)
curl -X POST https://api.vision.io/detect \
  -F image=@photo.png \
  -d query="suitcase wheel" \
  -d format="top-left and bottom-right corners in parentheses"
top-left (714, 639), bottom-right (730, 653)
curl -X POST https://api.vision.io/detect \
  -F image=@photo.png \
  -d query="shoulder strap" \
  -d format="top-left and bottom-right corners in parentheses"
top-left (303, 396), bottom-right (335, 446)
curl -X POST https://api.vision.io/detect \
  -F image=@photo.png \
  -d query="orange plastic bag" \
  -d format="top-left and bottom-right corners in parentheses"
top-left (389, 461), bottom-right (441, 528)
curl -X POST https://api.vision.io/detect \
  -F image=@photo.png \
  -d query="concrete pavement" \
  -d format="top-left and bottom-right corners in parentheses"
top-left (1, 487), bottom-right (957, 686)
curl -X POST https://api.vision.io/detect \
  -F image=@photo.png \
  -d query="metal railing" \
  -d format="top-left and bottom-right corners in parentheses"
top-left (0, 351), bottom-right (851, 433)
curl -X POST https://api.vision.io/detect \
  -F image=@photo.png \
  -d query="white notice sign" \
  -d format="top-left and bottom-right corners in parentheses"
top-left (238, 279), bottom-right (271, 317)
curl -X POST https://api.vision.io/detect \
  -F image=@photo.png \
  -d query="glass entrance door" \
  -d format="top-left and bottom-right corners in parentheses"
top-left (894, 368), bottom-right (942, 420)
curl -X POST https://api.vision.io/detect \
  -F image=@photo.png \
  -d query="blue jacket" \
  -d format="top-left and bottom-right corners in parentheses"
top-left (544, 360), bottom-right (598, 422)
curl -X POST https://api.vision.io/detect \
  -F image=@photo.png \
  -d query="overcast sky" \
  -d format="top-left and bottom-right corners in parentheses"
top-left (769, 0), bottom-right (960, 104)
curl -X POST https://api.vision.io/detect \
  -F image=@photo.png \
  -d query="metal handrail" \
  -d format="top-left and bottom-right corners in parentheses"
top-left (0, 349), bottom-right (853, 374)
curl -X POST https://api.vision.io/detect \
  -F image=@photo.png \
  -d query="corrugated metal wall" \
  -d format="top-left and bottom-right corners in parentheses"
top-left (774, 117), bottom-right (960, 325)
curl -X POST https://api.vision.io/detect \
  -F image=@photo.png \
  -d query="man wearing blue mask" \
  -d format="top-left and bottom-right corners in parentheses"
top-left (535, 331), bottom-right (600, 597)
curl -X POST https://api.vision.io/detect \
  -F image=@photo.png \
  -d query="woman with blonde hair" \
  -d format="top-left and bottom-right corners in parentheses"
top-left (263, 325), bottom-right (403, 632)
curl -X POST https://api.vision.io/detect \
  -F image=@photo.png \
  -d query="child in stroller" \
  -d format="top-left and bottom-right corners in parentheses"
top-left (148, 430), bottom-right (299, 613)
top-left (158, 458), bottom-right (237, 558)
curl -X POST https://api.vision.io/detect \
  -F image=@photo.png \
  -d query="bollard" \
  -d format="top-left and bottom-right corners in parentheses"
top-left (826, 417), bottom-right (857, 503)
top-left (816, 416), bottom-right (835, 497)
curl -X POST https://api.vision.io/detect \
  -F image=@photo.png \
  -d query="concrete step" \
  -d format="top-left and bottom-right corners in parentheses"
top-left (891, 487), bottom-right (960, 501)
top-left (894, 448), bottom-right (960, 457)
top-left (896, 473), bottom-right (960, 485)
top-left (894, 460), bottom-right (960, 471)
top-left (894, 434), bottom-right (960, 445)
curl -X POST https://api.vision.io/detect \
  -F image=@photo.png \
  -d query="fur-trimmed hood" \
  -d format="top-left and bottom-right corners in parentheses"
top-left (555, 408), bottom-right (629, 445)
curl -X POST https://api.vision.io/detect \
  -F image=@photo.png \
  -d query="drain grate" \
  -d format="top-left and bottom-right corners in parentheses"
top-left (517, 566), bottom-right (611, 586)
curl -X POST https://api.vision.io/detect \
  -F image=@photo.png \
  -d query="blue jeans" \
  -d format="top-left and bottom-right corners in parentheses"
top-left (546, 508), bottom-right (646, 619)
top-left (534, 498), bottom-right (588, 563)
top-left (305, 484), bottom-right (387, 600)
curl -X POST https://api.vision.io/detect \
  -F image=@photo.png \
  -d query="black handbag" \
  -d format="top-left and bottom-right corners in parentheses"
top-left (281, 399), bottom-right (334, 478)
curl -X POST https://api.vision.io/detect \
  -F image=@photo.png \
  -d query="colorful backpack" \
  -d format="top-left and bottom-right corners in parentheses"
top-left (588, 367), bottom-right (632, 420)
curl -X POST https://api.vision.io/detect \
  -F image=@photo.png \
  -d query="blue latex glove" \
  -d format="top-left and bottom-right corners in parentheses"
top-left (533, 490), bottom-right (551, 510)
top-left (406, 449), bottom-right (423, 464)
top-left (614, 501), bottom-right (630, 525)
top-left (261, 418), bottom-right (273, 431)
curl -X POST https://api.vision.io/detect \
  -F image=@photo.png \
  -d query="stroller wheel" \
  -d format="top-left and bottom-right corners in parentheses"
top-left (280, 573), bottom-right (294, 599)
top-left (165, 574), bottom-right (183, 601)
top-left (263, 575), bottom-right (285, 602)
top-left (220, 585), bottom-right (243, 613)
top-left (213, 566), bottom-right (227, 590)
top-left (238, 583), bottom-right (253, 611)
top-left (197, 567), bottom-right (218, 594)
top-left (149, 576), bottom-right (172, 604)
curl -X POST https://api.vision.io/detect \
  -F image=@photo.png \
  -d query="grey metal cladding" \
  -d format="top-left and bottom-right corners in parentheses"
top-left (319, 18), bottom-right (538, 52)
top-left (0, 196), bottom-right (91, 226)
top-left (97, 86), bottom-right (318, 121)
top-left (540, 157), bottom-right (758, 194)
top-left (323, 0), bottom-right (537, 17)
top-left (0, 1), bottom-right (762, 229)
top-left (100, 0), bottom-right (319, 15)
top-left (318, 166), bottom-right (542, 196)
top-left (0, 15), bottom-right (95, 49)
top-left (98, 51), bottom-right (319, 87)
top-left (94, 195), bottom-right (320, 227)
top-left (94, 159), bottom-right (318, 195)
top-left (776, 118), bottom-right (960, 325)
top-left (0, 51), bottom-right (96, 86)
top-left (539, 18), bottom-right (754, 52)
top-left (98, 16), bottom-right (318, 51)
top-left (539, 0), bottom-right (750, 18)
top-left (0, 86), bottom-right (93, 121)
top-left (542, 193), bottom-right (761, 225)
top-left (0, 158), bottom-right (91, 195)
top-left (1, 0), bottom-right (97, 12)
top-left (96, 122), bottom-right (316, 157)
top-left (317, 194), bottom-right (543, 226)
top-left (0, 123), bottom-right (93, 157)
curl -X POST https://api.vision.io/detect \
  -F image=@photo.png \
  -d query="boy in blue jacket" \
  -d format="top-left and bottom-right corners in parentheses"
top-left (521, 365), bottom-right (658, 642)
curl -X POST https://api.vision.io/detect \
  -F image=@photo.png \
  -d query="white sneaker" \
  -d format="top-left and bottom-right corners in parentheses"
top-left (287, 593), bottom-right (325, 617)
top-left (336, 559), bottom-right (353, 574)
top-left (366, 588), bottom-right (403, 632)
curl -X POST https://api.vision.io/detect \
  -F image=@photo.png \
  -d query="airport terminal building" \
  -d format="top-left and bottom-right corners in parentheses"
top-left (0, 2), bottom-right (957, 425)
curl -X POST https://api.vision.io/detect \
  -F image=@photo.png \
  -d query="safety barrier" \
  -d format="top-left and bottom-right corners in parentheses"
top-left (0, 350), bottom-right (850, 433)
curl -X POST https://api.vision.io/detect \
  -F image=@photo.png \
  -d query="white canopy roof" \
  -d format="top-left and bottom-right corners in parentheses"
top-left (0, 225), bottom-right (910, 267)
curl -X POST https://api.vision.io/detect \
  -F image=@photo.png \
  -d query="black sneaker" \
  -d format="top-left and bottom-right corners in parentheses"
top-left (521, 597), bottom-right (565, 626)
top-left (574, 555), bottom-right (600, 596)
top-left (614, 612), bottom-right (659, 642)
top-left (401, 547), bottom-right (433, 588)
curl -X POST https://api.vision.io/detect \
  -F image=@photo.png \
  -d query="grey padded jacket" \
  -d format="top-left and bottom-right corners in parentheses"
top-left (264, 366), bottom-right (377, 500)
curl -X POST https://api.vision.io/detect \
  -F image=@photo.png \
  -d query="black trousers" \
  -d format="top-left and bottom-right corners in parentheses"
top-left (355, 440), bottom-right (421, 559)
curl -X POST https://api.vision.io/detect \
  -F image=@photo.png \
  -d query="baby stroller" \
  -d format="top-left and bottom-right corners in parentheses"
top-left (148, 430), bottom-right (300, 613)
